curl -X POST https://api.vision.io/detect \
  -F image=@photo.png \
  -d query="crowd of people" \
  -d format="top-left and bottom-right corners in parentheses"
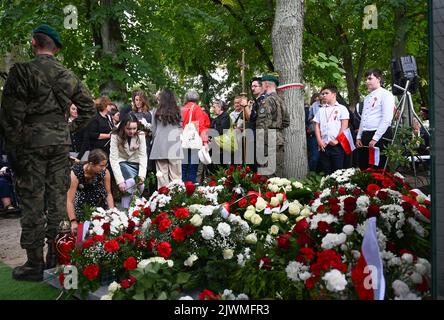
top-left (0, 24), bottom-right (430, 283)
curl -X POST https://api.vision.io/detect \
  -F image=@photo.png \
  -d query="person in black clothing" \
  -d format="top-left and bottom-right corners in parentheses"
top-left (87, 96), bottom-right (115, 156)
top-left (208, 100), bottom-right (231, 173)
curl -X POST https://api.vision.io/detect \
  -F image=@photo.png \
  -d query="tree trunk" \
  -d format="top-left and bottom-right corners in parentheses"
top-left (392, 2), bottom-right (408, 59)
top-left (272, 0), bottom-right (307, 179)
top-left (87, 0), bottom-right (127, 102)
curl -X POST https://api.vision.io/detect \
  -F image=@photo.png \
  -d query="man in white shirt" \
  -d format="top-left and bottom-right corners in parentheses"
top-left (356, 69), bottom-right (395, 169)
top-left (313, 85), bottom-right (350, 175)
top-left (230, 96), bottom-right (246, 130)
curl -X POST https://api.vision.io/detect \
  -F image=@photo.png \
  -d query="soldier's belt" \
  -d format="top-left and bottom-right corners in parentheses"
top-left (25, 114), bottom-right (66, 124)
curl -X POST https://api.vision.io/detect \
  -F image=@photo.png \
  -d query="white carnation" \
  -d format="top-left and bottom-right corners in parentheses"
top-left (184, 254), bottom-right (198, 267)
top-left (217, 222), bottom-right (231, 237)
top-left (322, 269), bottom-right (347, 292)
top-left (392, 280), bottom-right (410, 297)
top-left (342, 225), bottom-right (354, 235)
top-left (201, 226), bottom-right (215, 240)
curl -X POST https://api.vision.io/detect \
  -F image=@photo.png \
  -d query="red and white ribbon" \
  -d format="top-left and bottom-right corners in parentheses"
top-left (277, 83), bottom-right (305, 91)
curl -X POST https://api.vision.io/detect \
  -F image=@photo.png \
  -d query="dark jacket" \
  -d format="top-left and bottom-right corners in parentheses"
top-left (0, 54), bottom-right (95, 152)
top-left (211, 111), bottom-right (231, 135)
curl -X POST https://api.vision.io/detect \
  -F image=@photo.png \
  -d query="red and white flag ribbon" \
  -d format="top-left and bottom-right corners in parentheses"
top-left (368, 147), bottom-right (380, 166)
top-left (337, 128), bottom-right (356, 155)
top-left (276, 83), bottom-right (305, 91)
top-left (409, 189), bottom-right (431, 205)
top-left (361, 217), bottom-right (385, 300)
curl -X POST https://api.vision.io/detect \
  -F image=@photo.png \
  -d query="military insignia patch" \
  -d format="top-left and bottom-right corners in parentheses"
top-left (259, 108), bottom-right (265, 113)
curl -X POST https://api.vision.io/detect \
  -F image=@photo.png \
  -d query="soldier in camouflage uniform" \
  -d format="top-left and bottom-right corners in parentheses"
top-left (0, 25), bottom-right (96, 281)
top-left (255, 75), bottom-right (290, 178)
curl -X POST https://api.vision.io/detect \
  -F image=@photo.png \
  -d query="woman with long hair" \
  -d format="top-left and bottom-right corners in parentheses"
top-left (86, 96), bottom-right (115, 155)
top-left (109, 113), bottom-right (147, 207)
top-left (66, 149), bottom-right (114, 235)
top-left (150, 89), bottom-right (183, 188)
top-left (131, 90), bottom-right (153, 171)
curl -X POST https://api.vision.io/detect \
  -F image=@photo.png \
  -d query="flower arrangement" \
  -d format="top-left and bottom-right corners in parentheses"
top-left (62, 166), bottom-right (431, 300)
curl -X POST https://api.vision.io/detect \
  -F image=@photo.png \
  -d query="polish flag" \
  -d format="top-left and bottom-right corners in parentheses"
top-left (354, 217), bottom-right (386, 300)
top-left (337, 128), bottom-right (356, 155)
top-left (368, 147), bottom-right (380, 166)
top-left (76, 221), bottom-right (90, 243)
top-left (409, 189), bottom-right (431, 205)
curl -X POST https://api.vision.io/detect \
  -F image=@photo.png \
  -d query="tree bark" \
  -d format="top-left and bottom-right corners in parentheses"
top-left (272, 0), bottom-right (307, 179)
top-left (392, 2), bottom-right (408, 59)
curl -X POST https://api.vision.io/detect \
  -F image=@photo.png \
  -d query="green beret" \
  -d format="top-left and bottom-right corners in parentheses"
top-left (261, 74), bottom-right (279, 86)
top-left (32, 24), bottom-right (63, 49)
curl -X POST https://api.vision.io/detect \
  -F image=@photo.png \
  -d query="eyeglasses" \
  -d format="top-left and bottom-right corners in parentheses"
top-left (251, 85), bottom-right (261, 88)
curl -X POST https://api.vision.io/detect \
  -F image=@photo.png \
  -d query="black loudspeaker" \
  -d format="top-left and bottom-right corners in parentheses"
top-left (391, 55), bottom-right (419, 95)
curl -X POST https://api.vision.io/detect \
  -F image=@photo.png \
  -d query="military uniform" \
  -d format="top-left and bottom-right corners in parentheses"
top-left (255, 91), bottom-right (290, 177)
top-left (0, 26), bottom-right (95, 280)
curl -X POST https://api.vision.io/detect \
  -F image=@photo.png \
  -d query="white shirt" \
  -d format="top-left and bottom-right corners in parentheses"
top-left (313, 102), bottom-right (350, 144)
top-left (357, 87), bottom-right (395, 142)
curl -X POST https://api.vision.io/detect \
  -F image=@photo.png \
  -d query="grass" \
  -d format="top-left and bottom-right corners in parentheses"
top-left (0, 261), bottom-right (61, 300)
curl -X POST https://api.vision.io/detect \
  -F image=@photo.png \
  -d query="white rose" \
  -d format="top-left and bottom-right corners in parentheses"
top-left (100, 294), bottom-right (113, 300)
top-left (190, 214), bottom-right (203, 227)
top-left (415, 263), bottom-right (427, 275)
top-left (299, 272), bottom-right (311, 281)
top-left (255, 197), bottom-right (267, 212)
top-left (250, 214), bottom-right (263, 225)
top-left (292, 181), bottom-right (303, 189)
top-left (245, 233), bottom-right (257, 244)
top-left (300, 206), bottom-right (311, 217)
top-left (244, 210), bottom-right (254, 221)
top-left (288, 201), bottom-right (301, 215)
top-left (392, 280), bottom-right (410, 297)
top-left (201, 226), bottom-right (215, 240)
top-left (270, 197), bottom-right (280, 207)
top-left (342, 225), bottom-right (355, 236)
top-left (276, 193), bottom-right (284, 202)
top-left (269, 184), bottom-right (279, 193)
top-left (217, 222), bottom-right (231, 237)
top-left (401, 253), bottom-right (414, 264)
top-left (410, 272), bottom-right (423, 284)
top-left (107, 281), bottom-right (121, 293)
top-left (166, 260), bottom-right (174, 268)
top-left (271, 212), bottom-right (280, 222)
top-left (352, 250), bottom-right (361, 260)
top-left (156, 171), bottom-right (164, 178)
top-left (223, 249), bottom-right (234, 260)
top-left (322, 269), bottom-right (347, 292)
top-left (269, 225), bottom-right (279, 235)
top-left (285, 185), bottom-right (292, 192)
top-left (279, 214), bottom-right (288, 223)
top-left (184, 254), bottom-right (198, 267)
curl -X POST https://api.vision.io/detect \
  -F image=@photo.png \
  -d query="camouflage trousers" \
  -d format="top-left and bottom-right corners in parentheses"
top-left (257, 144), bottom-right (285, 178)
top-left (14, 145), bottom-right (71, 249)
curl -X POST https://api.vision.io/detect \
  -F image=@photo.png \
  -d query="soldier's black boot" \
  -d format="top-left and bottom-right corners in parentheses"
top-left (45, 239), bottom-right (57, 269)
top-left (12, 248), bottom-right (44, 281)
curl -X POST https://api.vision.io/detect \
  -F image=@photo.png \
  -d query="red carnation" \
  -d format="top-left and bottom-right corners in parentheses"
top-left (152, 212), bottom-right (169, 225)
top-left (245, 166), bottom-right (251, 173)
top-left (147, 238), bottom-right (156, 251)
top-left (314, 192), bottom-right (321, 198)
top-left (401, 201), bottom-right (413, 212)
top-left (104, 239), bottom-right (120, 253)
top-left (158, 186), bottom-right (170, 194)
top-left (143, 207), bottom-right (152, 217)
top-left (209, 181), bottom-right (217, 187)
top-left (297, 233), bottom-right (313, 247)
top-left (258, 256), bottom-right (272, 270)
top-left (184, 181), bottom-right (196, 196)
top-left (367, 184), bottom-right (381, 196)
top-left (352, 188), bottom-right (362, 196)
top-left (123, 256), bottom-right (137, 271)
top-left (305, 277), bottom-right (315, 289)
top-left (329, 198), bottom-right (339, 206)
top-left (293, 218), bottom-right (309, 234)
top-left (277, 233), bottom-right (291, 249)
top-left (102, 222), bottom-right (110, 234)
top-left (240, 173), bottom-right (246, 178)
top-left (377, 190), bottom-right (388, 201)
top-left (93, 235), bottom-right (105, 242)
top-left (297, 247), bottom-right (315, 263)
top-left (172, 227), bottom-right (185, 241)
top-left (123, 233), bottom-right (135, 243)
top-left (158, 218), bottom-right (172, 232)
top-left (330, 204), bottom-right (340, 216)
top-left (82, 239), bottom-right (94, 249)
top-left (198, 289), bottom-right (220, 300)
top-left (238, 198), bottom-right (248, 208)
top-left (175, 207), bottom-right (190, 219)
top-left (132, 210), bottom-right (139, 217)
top-left (367, 204), bottom-right (380, 218)
top-left (120, 277), bottom-right (136, 289)
top-left (83, 264), bottom-right (100, 281)
top-left (157, 241), bottom-right (172, 258)
top-left (382, 179), bottom-right (395, 188)
top-left (127, 220), bottom-right (136, 233)
top-left (183, 223), bottom-right (196, 236)
top-left (317, 221), bottom-right (331, 234)
top-left (343, 212), bottom-right (358, 227)
top-left (316, 205), bottom-right (325, 213)
top-left (250, 197), bottom-right (257, 206)
top-left (338, 187), bottom-right (347, 195)
top-left (343, 197), bottom-right (357, 212)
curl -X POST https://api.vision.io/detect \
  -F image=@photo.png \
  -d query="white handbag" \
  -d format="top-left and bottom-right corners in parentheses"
top-left (181, 104), bottom-right (203, 149)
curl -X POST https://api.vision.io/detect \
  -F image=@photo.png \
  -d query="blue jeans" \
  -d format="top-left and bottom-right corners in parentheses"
top-left (182, 149), bottom-right (199, 183)
top-left (308, 135), bottom-right (320, 172)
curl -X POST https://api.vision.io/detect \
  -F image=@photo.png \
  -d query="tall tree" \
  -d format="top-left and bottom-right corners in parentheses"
top-left (272, 0), bottom-right (307, 179)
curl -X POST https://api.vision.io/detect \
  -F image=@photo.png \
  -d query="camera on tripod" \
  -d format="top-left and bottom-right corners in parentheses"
top-left (391, 55), bottom-right (419, 95)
